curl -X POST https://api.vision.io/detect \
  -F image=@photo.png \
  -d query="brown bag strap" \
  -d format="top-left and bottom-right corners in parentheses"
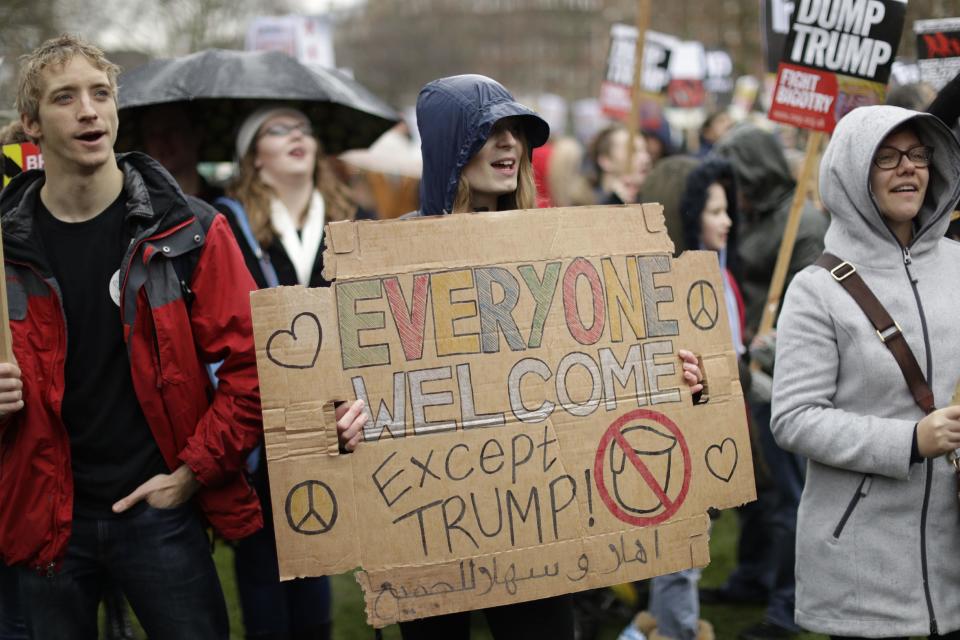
top-left (815, 253), bottom-right (936, 415)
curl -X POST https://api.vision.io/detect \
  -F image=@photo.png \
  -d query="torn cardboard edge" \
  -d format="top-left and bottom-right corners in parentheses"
top-left (323, 204), bottom-right (674, 282)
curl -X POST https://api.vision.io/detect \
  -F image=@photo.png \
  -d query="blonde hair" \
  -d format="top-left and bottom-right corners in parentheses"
top-left (228, 137), bottom-right (357, 246)
top-left (451, 146), bottom-right (537, 213)
top-left (16, 34), bottom-right (120, 124)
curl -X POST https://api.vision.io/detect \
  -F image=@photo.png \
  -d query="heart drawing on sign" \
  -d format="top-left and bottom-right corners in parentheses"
top-left (266, 312), bottom-right (322, 370)
top-left (705, 437), bottom-right (738, 483)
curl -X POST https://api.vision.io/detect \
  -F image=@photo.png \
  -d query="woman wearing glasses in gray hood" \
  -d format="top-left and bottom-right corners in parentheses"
top-left (771, 106), bottom-right (960, 639)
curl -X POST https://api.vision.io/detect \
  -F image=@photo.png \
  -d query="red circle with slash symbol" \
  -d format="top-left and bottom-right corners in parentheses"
top-left (594, 408), bottom-right (691, 526)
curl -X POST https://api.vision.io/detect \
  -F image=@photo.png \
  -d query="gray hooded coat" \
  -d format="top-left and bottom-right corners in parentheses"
top-left (771, 106), bottom-right (960, 636)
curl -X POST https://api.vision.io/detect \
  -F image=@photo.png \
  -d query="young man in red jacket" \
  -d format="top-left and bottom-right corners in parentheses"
top-left (0, 34), bottom-right (367, 639)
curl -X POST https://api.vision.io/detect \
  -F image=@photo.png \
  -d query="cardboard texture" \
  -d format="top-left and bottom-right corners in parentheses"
top-left (250, 204), bottom-right (755, 627)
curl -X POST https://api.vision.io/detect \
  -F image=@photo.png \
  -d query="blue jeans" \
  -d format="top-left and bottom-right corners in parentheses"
top-left (650, 568), bottom-right (701, 640)
top-left (233, 521), bottom-right (331, 638)
top-left (234, 461), bottom-right (331, 639)
top-left (17, 502), bottom-right (228, 640)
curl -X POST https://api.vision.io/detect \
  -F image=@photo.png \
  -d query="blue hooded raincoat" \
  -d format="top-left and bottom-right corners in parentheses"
top-left (415, 74), bottom-right (550, 215)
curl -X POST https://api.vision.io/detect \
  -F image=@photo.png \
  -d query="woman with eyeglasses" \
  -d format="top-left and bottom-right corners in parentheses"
top-left (215, 106), bottom-right (368, 640)
top-left (771, 106), bottom-right (960, 639)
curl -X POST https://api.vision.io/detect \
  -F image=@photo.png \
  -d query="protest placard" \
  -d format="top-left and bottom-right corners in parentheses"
top-left (915, 18), bottom-right (960, 91)
top-left (250, 205), bottom-right (755, 627)
top-left (768, 0), bottom-right (907, 133)
top-left (600, 24), bottom-right (678, 120)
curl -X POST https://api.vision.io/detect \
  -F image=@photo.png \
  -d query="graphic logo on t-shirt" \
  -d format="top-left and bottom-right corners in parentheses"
top-left (109, 269), bottom-right (121, 306)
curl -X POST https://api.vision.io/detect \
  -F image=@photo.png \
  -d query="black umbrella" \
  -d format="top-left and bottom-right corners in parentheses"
top-left (115, 48), bottom-right (399, 160)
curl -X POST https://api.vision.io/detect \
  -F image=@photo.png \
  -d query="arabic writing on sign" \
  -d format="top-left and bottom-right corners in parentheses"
top-left (365, 532), bottom-right (656, 621)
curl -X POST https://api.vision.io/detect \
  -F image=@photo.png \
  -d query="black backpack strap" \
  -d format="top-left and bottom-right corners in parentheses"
top-left (814, 253), bottom-right (935, 415)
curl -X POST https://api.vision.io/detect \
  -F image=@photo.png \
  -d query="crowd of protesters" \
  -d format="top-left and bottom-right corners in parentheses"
top-left (1, 30), bottom-right (960, 640)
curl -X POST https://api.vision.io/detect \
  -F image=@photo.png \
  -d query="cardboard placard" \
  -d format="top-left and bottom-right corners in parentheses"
top-left (2, 143), bottom-right (43, 189)
top-left (915, 18), bottom-right (960, 92)
top-left (250, 205), bottom-right (755, 627)
top-left (767, 0), bottom-right (907, 133)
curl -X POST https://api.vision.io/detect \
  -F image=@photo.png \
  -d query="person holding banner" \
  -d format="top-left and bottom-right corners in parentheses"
top-left (772, 105), bottom-right (960, 639)
top-left (635, 156), bottom-right (746, 640)
top-left (399, 71), bottom-right (707, 640)
top-left (216, 105), bottom-right (369, 640)
top-left (0, 35), bottom-right (264, 639)
top-left (399, 72), bottom-right (575, 639)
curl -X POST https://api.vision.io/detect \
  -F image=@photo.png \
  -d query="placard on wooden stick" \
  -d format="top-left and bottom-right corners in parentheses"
top-left (767, 0), bottom-right (907, 134)
top-left (250, 205), bottom-right (755, 627)
top-left (757, 0), bottom-right (907, 338)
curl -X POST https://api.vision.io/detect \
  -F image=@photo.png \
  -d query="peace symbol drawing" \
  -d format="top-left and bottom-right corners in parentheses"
top-left (285, 479), bottom-right (339, 535)
top-left (686, 280), bottom-right (719, 331)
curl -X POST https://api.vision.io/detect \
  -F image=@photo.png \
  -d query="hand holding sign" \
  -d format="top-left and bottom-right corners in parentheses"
top-left (336, 399), bottom-right (367, 452)
top-left (0, 359), bottom-right (23, 420)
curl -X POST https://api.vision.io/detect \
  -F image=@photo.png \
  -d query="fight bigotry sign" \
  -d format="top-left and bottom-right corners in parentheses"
top-left (768, 0), bottom-right (907, 133)
top-left (250, 205), bottom-right (755, 626)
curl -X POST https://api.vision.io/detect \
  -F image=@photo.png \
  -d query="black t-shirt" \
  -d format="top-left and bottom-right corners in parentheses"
top-left (35, 191), bottom-right (168, 518)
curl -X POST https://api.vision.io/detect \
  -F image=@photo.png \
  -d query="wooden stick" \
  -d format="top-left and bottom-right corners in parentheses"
top-left (753, 131), bottom-right (824, 346)
top-left (627, 0), bottom-right (652, 160)
top-left (0, 219), bottom-right (11, 363)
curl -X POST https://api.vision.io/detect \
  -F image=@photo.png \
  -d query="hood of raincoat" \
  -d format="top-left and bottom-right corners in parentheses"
top-left (416, 74), bottom-right (549, 215)
top-left (820, 105), bottom-right (960, 268)
top-left (712, 123), bottom-right (795, 218)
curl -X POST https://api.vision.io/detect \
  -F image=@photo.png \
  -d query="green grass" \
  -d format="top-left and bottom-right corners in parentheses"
top-left (119, 510), bottom-right (828, 640)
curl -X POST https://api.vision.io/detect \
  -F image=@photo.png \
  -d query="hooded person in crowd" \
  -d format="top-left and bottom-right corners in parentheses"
top-left (771, 106), bottom-right (960, 639)
top-left (712, 125), bottom-right (828, 338)
top-left (402, 74), bottom-right (577, 639)
top-left (413, 74), bottom-right (547, 217)
top-left (629, 157), bottom-right (746, 640)
top-left (217, 105), bottom-right (368, 640)
top-left (706, 125), bottom-right (829, 640)
top-left (399, 72), bottom-right (707, 640)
